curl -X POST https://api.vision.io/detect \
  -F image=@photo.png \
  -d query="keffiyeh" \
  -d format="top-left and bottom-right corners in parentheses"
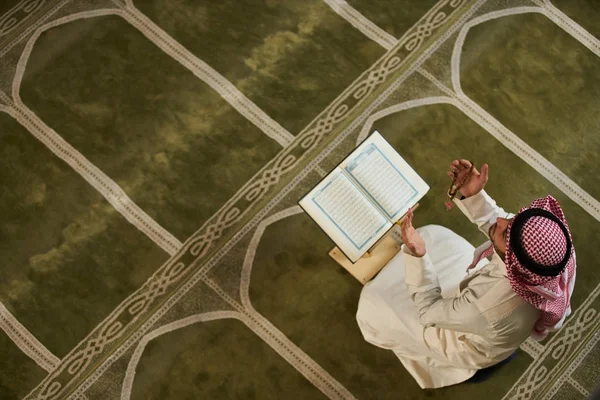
top-left (505, 195), bottom-right (576, 340)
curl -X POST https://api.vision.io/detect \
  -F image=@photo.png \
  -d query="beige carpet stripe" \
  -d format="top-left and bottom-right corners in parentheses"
top-left (10, 8), bottom-right (183, 255)
top-left (32, 2), bottom-right (488, 397)
top-left (12, 9), bottom-right (120, 102)
top-left (314, 165), bottom-right (329, 178)
top-left (451, 7), bottom-right (545, 95)
top-left (417, 63), bottom-right (600, 222)
top-left (0, 302), bottom-right (60, 373)
top-left (69, 393), bottom-right (90, 400)
top-left (9, 3), bottom-right (294, 147)
top-left (520, 337), bottom-right (545, 360)
top-left (356, 96), bottom-right (455, 145)
top-left (240, 206), bottom-right (305, 310)
top-left (117, 4), bottom-right (295, 148)
top-left (450, 6), bottom-right (600, 220)
top-left (0, 95), bottom-right (183, 256)
top-left (566, 376), bottom-right (591, 398)
top-left (0, 0), bottom-right (70, 58)
top-left (322, 0), bottom-right (397, 50)
top-left (119, 311), bottom-right (242, 400)
top-left (205, 278), bottom-right (358, 400)
top-left (501, 282), bottom-right (600, 400)
top-left (542, 330), bottom-right (599, 399)
top-left (0, 0), bottom-right (40, 39)
top-left (534, 0), bottom-right (600, 58)
top-left (239, 310), bottom-right (358, 400)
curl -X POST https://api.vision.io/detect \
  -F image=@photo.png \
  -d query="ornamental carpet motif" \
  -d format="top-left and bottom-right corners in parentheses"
top-left (0, 0), bottom-right (599, 399)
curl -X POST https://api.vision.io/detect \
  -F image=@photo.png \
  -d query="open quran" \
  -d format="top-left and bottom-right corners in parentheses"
top-left (299, 131), bottom-right (429, 263)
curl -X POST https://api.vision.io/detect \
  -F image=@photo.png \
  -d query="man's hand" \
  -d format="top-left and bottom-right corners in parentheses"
top-left (447, 160), bottom-right (489, 198)
top-left (400, 208), bottom-right (426, 257)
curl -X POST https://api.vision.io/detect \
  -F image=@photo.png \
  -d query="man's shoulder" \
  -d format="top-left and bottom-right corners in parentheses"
top-left (475, 275), bottom-right (533, 325)
top-left (463, 260), bottom-right (516, 308)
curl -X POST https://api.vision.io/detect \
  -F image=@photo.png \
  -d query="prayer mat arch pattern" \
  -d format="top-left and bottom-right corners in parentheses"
top-left (123, 314), bottom-right (328, 400)
top-left (50, 0), bottom-right (600, 396)
top-left (18, 15), bottom-right (283, 241)
top-left (16, 1), bottom-right (473, 397)
top-left (459, 12), bottom-right (600, 201)
top-left (241, 98), bottom-right (600, 399)
top-left (0, 0), bottom-right (599, 398)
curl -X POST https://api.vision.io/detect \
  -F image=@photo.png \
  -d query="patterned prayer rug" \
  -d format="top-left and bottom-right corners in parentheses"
top-left (0, 0), bottom-right (598, 399)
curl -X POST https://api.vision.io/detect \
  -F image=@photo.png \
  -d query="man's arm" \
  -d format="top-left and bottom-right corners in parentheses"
top-left (447, 160), bottom-right (514, 238)
top-left (403, 246), bottom-right (486, 334)
top-left (398, 161), bottom-right (517, 369)
top-left (403, 246), bottom-right (513, 369)
top-left (453, 190), bottom-right (513, 238)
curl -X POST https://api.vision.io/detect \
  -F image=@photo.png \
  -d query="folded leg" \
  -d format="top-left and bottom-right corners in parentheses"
top-left (356, 225), bottom-right (484, 386)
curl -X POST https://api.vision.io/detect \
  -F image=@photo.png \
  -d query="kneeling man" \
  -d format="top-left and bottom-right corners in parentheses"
top-left (356, 160), bottom-right (576, 388)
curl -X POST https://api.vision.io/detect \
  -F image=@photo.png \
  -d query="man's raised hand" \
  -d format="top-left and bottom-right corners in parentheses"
top-left (400, 208), bottom-right (426, 258)
top-left (447, 160), bottom-right (489, 198)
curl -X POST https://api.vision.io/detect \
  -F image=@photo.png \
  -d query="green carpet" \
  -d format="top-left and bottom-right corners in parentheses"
top-left (345, 0), bottom-right (439, 37)
top-left (462, 13), bottom-right (600, 201)
top-left (244, 103), bottom-right (600, 399)
top-left (0, 0), bottom-right (22, 16)
top-left (20, 16), bottom-right (282, 240)
top-left (0, 113), bottom-right (169, 358)
top-left (0, 0), bottom-right (599, 399)
top-left (551, 0), bottom-right (600, 39)
top-left (131, 319), bottom-right (326, 399)
top-left (0, 330), bottom-right (46, 399)
top-left (135, 0), bottom-right (384, 134)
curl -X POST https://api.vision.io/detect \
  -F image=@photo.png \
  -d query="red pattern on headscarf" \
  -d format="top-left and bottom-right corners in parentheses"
top-left (505, 195), bottom-right (576, 340)
top-left (467, 243), bottom-right (495, 271)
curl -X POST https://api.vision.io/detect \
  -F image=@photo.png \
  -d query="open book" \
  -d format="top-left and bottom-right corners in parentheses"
top-left (299, 131), bottom-right (429, 263)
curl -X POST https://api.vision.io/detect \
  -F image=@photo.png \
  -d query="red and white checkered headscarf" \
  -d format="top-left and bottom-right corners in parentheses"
top-left (505, 195), bottom-right (576, 340)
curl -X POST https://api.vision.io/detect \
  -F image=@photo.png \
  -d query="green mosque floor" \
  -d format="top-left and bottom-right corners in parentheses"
top-left (130, 319), bottom-right (326, 399)
top-left (0, 0), bottom-right (20, 16)
top-left (344, 0), bottom-right (439, 38)
top-left (1, 0), bottom-right (600, 399)
top-left (135, 0), bottom-right (384, 134)
top-left (243, 104), bottom-right (600, 400)
top-left (552, 0), bottom-right (600, 39)
top-left (0, 330), bottom-right (46, 399)
top-left (0, 111), bottom-right (169, 353)
top-left (20, 16), bottom-right (282, 241)
top-left (461, 13), bottom-right (600, 201)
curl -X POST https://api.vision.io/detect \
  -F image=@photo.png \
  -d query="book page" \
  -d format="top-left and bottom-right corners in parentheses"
top-left (342, 131), bottom-right (429, 221)
top-left (299, 170), bottom-right (391, 262)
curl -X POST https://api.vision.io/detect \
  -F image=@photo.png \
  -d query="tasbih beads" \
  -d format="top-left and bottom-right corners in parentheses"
top-left (445, 161), bottom-right (474, 211)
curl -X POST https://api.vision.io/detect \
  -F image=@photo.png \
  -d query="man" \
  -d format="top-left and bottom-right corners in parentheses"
top-left (356, 160), bottom-right (576, 389)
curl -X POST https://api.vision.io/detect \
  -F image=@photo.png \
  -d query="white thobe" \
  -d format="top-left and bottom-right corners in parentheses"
top-left (356, 190), bottom-right (540, 388)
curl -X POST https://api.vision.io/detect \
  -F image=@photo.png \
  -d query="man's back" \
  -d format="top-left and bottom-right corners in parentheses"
top-left (404, 225), bottom-right (539, 378)
top-left (358, 161), bottom-right (576, 389)
top-left (357, 224), bottom-right (538, 389)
